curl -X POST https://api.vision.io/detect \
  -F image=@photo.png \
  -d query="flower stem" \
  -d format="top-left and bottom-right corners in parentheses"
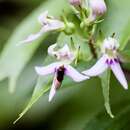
top-left (88, 35), bottom-right (97, 59)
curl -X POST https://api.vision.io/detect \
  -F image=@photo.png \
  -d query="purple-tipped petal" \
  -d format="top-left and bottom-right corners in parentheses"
top-left (110, 62), bottom-right (128, 89)
top-left (35, 62), bottom-right (60, 76)
top-left (65, 65), bottom-right (89, 82)
top-left (82, 55), bottom-right (108, 76)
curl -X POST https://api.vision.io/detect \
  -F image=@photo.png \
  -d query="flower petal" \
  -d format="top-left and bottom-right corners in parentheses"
top-left (19, 33), bottom-right (41, 44)
top-left (82, 55), bottom-right (108, 76)
top-left (110, 62), bottom-right (128, 89)
top-left (43, 20), bottom-right (64, 32)
top-left (48, 43), bottom-right (57, 56)
top-left (59, 44), bottom-right (70, 53)
top-left (65, 65), bottom-right (89, 82)
top-left (49, 79), bottom-right (56, 102)
top-left (49, 77), bottom-right (61, 102)
top-left (35, 62), bottom-right (60, 76)
top-left (38, 11), bottom-right (48, 25)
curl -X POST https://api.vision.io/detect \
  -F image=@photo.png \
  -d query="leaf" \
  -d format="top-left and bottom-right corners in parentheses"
top-left (13, 77), bottom-right (50, 124)
top-left (0, 0), bottom-right (69, 93)
top-left (99, 0), bottom-right (130, 50)
top-left (100, 69), bottom-right (114, 118)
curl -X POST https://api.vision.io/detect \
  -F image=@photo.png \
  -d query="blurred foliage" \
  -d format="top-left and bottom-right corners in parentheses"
top-left (0, 0), bottom-right (130, 130)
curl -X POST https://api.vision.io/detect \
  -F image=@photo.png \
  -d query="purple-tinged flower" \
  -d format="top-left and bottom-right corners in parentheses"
top-left (82, 37), bottom-right (128, 89)
top-left (48, 44), bottom-right (75, 63)
top-left (35, 62), bottom-right (89, 102)
top-left (19, 11), bottom-right (65, 44)
top-left (69, 0), bottom-right (82, 6)
top-left (88, 0), bottom-right (107, 21)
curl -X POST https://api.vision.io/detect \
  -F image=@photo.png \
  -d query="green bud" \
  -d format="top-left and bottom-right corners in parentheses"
top-left (64, 22), bottom-right (75, 35)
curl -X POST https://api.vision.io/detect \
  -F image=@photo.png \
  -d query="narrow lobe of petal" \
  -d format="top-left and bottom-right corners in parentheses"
top-left (49, 77), bottom-right (61, 102)
top-left (35, 62), bottom-right (60, 76)
top-left (18, 27), bottom-right (46, 45)
top-left (49, 80), bottom-right (56, 102)
top-left (19, 33), bottom-right (41, 44)
top-left (82, 55), bottom-right (108, 76)
top-left (110, 62), bottom-right (128, 89)
top-left (65, 65), bottom-right (89, 82)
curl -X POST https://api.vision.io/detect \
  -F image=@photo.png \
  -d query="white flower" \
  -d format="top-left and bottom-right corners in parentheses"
top-left (35, 62), bottom-right (89, 102)
top-left (83, 37), bottom-right (128, 89)
top-left (88, 0), bottom-right (107, 21)
top-left (19, 11), bottom-right (65, 44)
top-left (48, 44), bottom-right (75, 63)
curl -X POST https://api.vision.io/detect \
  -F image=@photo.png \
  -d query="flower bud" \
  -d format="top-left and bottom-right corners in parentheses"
top-left (64, 22), bottom-right (75, 35)
top-left (69, 0), bottom-right (82, 6)
top-left (89, 0), bottom-right (107, 18)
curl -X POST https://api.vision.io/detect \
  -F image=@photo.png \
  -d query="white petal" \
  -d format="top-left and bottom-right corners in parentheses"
top-left (38, 11), bottom-right (48, 25)
top-left (110, 62), bottom-right (128, 89)
top-left (19, 33), bottom-right (41, 44)
top-left (59, 44), bottom-right (70, 53)
top-left (44, 20), bottom-right (64, 31)
top-left (82, 55), bottom-right (108, 76)
top-left (35, 62), bottom-right (60, 76)
top-left (49, 79), bottom-right (56, 102)
top-left (18, 27), bottom-right (47, 45)
top-left (48, 43), bottom-right (57, 56)
top-left (65, 65), bottom-right (89, 82)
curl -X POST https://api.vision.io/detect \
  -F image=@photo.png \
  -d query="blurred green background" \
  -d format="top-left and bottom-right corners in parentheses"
top-left (0, 0), bottom-right (130, 130)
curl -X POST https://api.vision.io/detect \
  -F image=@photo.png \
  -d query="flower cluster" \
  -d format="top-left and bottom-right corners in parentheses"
top-left (19, 0), bottom-right (128, 103)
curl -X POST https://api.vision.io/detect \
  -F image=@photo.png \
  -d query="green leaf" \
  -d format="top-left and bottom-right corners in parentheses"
top-left (13, 77), bottom-right (50, 124)
top-left (0, 0), bottom-right (69, 93)
top-left (100, 0), bottom-right (130, 50)
top-left (100, 70), bottom-right (114, 118)
top-left (13, 55), bottom-right (55, 123)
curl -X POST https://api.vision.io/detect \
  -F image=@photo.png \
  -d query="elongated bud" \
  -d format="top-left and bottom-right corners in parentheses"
top-left (89, 0), bottom-right (107, 18)
top-left (69, 0), bottom-right (82, 6)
